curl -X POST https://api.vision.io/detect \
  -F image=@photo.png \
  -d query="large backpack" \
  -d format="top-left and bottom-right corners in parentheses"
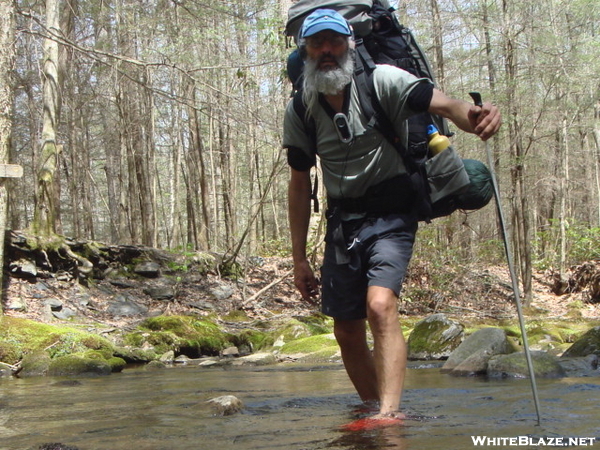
top-left (285, 0), bottom-right (493, 221)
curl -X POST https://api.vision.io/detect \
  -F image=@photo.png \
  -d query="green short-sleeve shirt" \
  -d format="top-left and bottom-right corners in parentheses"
top-left (283, 64), bottom-right (433, 199)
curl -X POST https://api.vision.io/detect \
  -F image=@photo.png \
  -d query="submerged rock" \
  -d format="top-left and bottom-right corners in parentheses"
top-left (487, 351), bottom-right (565, 379)
top-left (407, 314), bottom-right (464, 360)
top-left (206, 395), bottom-right (244, 416)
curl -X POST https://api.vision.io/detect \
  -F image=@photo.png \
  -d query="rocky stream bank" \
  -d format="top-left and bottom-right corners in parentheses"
top-left (1, 230), bottom-right (600, 383)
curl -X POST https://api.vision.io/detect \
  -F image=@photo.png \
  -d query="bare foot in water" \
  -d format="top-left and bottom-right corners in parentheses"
top-left (341, 412), bottom-right (405, 431)
top-left (371, 411), bottom-right (406, 420)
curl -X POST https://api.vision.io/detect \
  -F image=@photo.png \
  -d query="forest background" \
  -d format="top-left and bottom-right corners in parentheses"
top-left (0, 0), bottom-right (599, 306)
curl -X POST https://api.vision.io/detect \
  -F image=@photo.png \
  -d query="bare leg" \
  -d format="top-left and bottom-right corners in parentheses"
top-left (333, 318), bottom-right (379, 403)
top-left (366, 285), bottom-right (406, 416)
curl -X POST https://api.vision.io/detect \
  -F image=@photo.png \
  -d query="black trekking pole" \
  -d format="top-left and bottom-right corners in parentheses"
top-left (469, 92), bottom-right (542, 426)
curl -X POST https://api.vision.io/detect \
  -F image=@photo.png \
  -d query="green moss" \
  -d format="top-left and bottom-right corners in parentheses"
top-left (114, 346), bottom-right (157, 363)
top-left (294, 313), bottom-right (333, 335)
top-left (280, 334), bottom-right (338, 354)
top-left (20, 350), bottom-right (52, 377)
top-left (0, 317), bottom-right (114, 364)
top-left (25, 234), bottom-right (65, 252)
top-left (220, 262), bottom-right (244, 279)
top-left (271, 318), bottom-right (316, 344)
top-left (222, 310), bottom-right (251, 322)
top-left (123, 315), bottom-right (230, 357)
top-left (107, 356), bottom-right (127, 372)
top-left (234, 329), bottom-right (273, 351)
top-left (407, 316), bottom-right (464, 356)
top-left (48, 355), bottom-right (112, 376)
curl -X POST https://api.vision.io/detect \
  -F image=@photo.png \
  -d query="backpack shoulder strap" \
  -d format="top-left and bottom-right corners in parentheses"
top-left (292, 89), bottom-right (317, 158)
top-left (291, 90), bottom-right (320, 213)
top-left (353, 45), bottom-right (408, 159)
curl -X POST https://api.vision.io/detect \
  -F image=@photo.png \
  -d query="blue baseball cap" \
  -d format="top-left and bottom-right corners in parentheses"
top-left (300, 9), bottom-right (352, 39)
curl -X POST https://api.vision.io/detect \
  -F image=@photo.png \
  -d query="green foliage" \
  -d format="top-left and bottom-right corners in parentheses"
top-left (535, 219), bottom-right (600, 269)
top-left (259, 239), bottom-right (291, 257)
top-left (219, 261), bottom-right (244, 279)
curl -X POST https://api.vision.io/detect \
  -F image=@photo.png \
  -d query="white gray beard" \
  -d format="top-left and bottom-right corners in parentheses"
top-left (302, 51), bottom-right (354, 115)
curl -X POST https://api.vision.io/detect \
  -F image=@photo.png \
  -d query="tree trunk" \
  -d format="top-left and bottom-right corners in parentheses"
top-left (502, 0), bottom-right (532, 305)
top-left (428, 0), bottom-right (445, 91)
top-left (595, 100), bottom-right (600, 226)
top-left (0, 0), bottom-right (16, 312)
top-left (184, 75), bottom-right (210, 250)
top-left (33, 0), bottom-right (61, 237)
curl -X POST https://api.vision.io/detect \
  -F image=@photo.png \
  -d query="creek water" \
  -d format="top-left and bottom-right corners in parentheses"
top-left (0, 362), bottom-right (599, 450)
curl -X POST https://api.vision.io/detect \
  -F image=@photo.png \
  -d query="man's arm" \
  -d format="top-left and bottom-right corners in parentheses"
top-left (288, 167), bottom-right (319, 302)
top-left (428, 88), bottom-right (501, 141)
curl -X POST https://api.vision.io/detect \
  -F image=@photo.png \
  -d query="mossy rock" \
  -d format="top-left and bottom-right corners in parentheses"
top-left (107, 356), bottom-right (127, 373)
top-left (230, 329), bottom-right (273, 353)
top-left (123, 315), bottom-right (229, 358)
top-left (279, 333), bottom-right (338, 355)
top-left (271, 318), bottom-right (319, 347)
top-left (20, 350), bottom-right (52, 377)
top-left (114, 346), bottom-right (157, 363)
top-left (407, 314), bottom-right (464, 360)
top-left (221, 310), bottom-right (251, 322)
top-left (562, 326), bottom-right (600, 358)
top-left (48, 355), bottom-right (112, 376)
top-left (0, 316), bottom-right (115, 365)
top-left (293, 314), bottom-right (333, 335)
top-left (145, 360), bottom-right (168, 370)
top-left (192, 252), bottom-right (218, 274)
top-left (487, 351), bottom-right (565, 378)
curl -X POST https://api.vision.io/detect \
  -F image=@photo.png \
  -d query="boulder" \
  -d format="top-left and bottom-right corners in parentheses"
top-left (442, 328), bottom-right (514, 376)
top-left (558, 354), bottom-right (599, 377)
top-left (159, 350), bottom-right (175, 363)
top-left (48, 355), bottom-right (112, 376)
top-left (145, 360), bottom-right (167, 370)
top-left (487, 351), bottom-right (565, 379)
top-left (107, 296), bottom-right (149, 317)
top-left (52, 307), bottom-right (77, 320)
top-left (206, 395), bottom-right (244, 416)
top-left (134, 261), bottom-right (161, 278)
top-left (232, 352), bottom-right (277, 366)
top-left (209, 283), bottom-right (234, 300)
top-left (20, 351), bottom-right (52, 377)
top-left (144, 286), bottom-right (175, 301)
top-left (561, 326), bottom-right (600, 358)
top-left (222, 346), bottom-right (240, 357)
top-left (407, 314), bottom-right (464, 360)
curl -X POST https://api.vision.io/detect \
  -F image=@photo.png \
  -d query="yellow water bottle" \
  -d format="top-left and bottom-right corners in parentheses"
top-left (427, 124), bottom-right (450, 155)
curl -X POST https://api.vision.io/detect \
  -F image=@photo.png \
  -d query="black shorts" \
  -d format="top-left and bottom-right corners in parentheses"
top-left (320, 212), bottom-right (418, 321)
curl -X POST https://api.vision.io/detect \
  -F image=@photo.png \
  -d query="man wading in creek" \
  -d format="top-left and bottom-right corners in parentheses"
top-left (283, 9), bottom-right (501, 425)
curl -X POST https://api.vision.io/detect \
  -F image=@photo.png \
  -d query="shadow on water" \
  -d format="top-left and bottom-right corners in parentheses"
top-left (0, 363), bottom-right (599, 449)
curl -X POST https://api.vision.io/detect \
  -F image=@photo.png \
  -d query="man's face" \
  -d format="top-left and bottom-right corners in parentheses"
top-left (304, 30), bottom-right (349, 71)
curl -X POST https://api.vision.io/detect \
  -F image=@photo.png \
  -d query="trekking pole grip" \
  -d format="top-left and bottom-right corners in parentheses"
top-left (469, 91), bottom-right (483, 107)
